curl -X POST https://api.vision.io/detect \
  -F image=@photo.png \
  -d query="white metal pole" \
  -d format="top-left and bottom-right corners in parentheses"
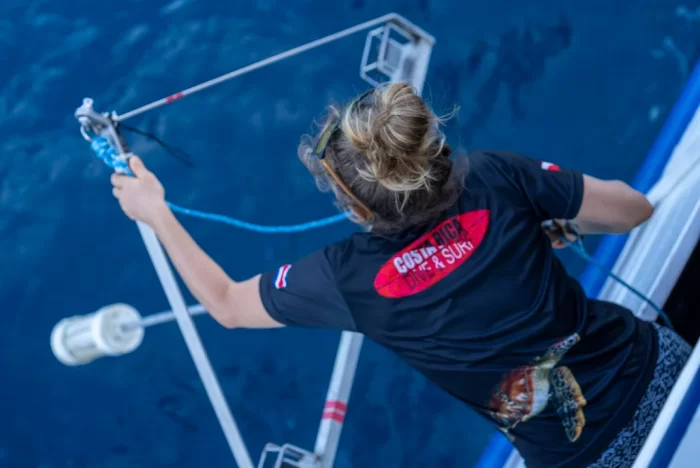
top-left (409, 39), bottom-right (433, 96)
top-left (136, 222), bottom-right (253, 468)
top-left (117, 13), bottom-right (403, 121)
top-left (313, 331), bottom-right (364, 466)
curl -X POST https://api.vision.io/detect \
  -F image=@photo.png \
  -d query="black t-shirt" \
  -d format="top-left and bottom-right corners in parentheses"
top-left (259, 150), bottom-right (658, 468)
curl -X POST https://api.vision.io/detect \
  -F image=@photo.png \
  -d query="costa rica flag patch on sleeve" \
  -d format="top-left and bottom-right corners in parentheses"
top-left (274, 264), bottom-right (292, 289)
top-left (541, 161), bottom-right (561, 172)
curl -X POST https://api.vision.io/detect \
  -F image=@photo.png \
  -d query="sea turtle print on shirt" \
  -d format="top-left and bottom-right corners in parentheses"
top-left (487, 333), bottom-right (587, 442)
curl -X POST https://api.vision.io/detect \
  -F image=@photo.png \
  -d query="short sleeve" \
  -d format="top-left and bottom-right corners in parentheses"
top-left (477, 150), bottom-right (584, 220)
top-left (259, 248), bottom-right (357, 331)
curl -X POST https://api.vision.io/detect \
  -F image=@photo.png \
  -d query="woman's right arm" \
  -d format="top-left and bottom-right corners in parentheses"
top-left (572, 174), bottom-right (654, 234)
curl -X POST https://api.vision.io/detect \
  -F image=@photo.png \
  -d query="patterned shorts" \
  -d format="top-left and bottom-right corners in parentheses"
top-left (587, 323), bottom-right (692, 468)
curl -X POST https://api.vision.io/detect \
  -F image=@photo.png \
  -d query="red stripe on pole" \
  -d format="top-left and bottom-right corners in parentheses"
top-left (322, 409), bottom-right (345, 423)
top-left (324, 400), bottom-right (347, 412)
top-left (166, 92), bottom-right (185, 103)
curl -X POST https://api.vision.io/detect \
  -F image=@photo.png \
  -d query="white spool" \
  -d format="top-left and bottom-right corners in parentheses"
top-left (50, 303), bottom-right (145, 366)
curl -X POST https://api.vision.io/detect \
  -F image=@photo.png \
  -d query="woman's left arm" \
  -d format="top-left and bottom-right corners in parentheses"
top-left (111, 156), bottom-right (282, 330)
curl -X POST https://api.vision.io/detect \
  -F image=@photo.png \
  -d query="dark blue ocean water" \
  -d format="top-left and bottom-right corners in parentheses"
top-left (1, 1), bottom-right (699, 467)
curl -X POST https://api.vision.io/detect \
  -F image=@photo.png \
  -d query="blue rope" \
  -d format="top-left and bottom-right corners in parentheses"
top-left (167, 203), bottom-right (348, 233)
top-left (90, 136), bottom-right (349, 233)
top-left (564, 237), bottom-right (674, 330)
top-left (91, 137), bottom-right (132, 175)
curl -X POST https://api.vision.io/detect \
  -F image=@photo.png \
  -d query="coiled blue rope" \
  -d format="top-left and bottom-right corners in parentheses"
top-left (90, 136), bottom-right (349, 233)
top-left (91, 137), bottom-right (131, 174)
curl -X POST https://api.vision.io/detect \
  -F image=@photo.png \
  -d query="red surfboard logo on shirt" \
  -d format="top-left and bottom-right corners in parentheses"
top-left (374, 210), bottom-right (490, 298)
top-left (541, 161), bottom-right (561, 172)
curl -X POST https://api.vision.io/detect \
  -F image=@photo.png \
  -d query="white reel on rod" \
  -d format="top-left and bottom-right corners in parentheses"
top-left (50, 303), bottom-right (145, 366)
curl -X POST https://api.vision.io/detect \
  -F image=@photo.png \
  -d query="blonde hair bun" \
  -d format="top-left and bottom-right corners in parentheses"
top-left (342, 82), bottom-right (448, 193)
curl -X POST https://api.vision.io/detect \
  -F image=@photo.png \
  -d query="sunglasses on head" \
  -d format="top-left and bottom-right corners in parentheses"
top-left (313, 89), bottom-right (376, 221)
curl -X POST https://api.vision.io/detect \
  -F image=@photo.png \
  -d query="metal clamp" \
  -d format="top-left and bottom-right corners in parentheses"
top-left (75, 98), bottom-right (130, 155)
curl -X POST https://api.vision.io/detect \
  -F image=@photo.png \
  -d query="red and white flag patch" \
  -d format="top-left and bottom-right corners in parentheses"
top-left (541, 161), bottom-right (561, 172)
top-left (274, 264), bottom-right (292, 289)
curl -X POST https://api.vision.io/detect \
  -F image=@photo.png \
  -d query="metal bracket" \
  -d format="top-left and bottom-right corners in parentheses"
top-left (258, 443), bottom-right (319, 468)
top-left (75, 98), bottom-right (130, 155)
top-left (360, 17), bottom-right (433, 94)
